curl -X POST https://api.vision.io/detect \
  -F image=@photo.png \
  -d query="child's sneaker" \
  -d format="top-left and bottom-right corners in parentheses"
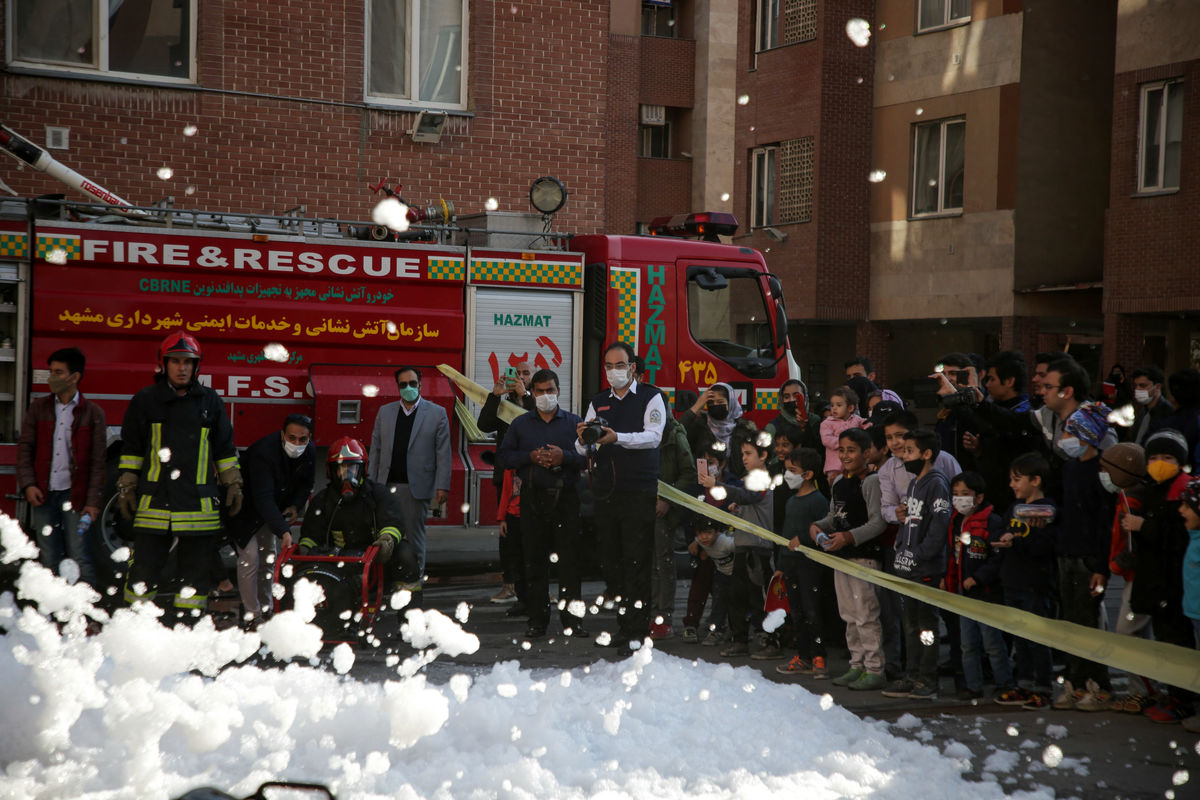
top-left (848, 671), bottom-right (886, 691)
top-left (811, 656), bottom-right (829, 680)
top-left (907, 681), bottom-right (938, 701)
top-left (719, 641), bottom-right (749, 657)
top-left (881, 678), bottom-right (915, 698)
top-left (1022, 691), bottom-right (1051, 710)
top-left (701, 628), bottom-right (724, 646)
top-left (776, 656), bottom-right (812, 676)
top-left (1074, 679), bottom-right (1112, 712)
top-left (1052, 680), bottom-right (1081, 710)
top-left (751, 642), bottom-right (784, 660)
top-left (649, 622), bottom-right (673, 640)
top-left (1145, 696), bottom-right (1194, 724)
top-left (831, 667), bottom-right (864, 687)
top-left (681, 626), bottom-right (698, 644)
top-left (1110, 692), bottom-right (1155, 713)
top-left (994, 686), bottom-right (1032, 706)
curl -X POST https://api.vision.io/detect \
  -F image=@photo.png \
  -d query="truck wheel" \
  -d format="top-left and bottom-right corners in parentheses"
top-left (90, 453), bottom-right (135, 593)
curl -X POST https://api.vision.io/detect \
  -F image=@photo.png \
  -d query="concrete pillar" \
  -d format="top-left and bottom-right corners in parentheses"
top-left (691, 0), bottom-right (738, 213)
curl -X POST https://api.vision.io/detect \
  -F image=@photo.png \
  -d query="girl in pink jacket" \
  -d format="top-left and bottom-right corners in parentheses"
top-left (819, 386), bottom-right (865, 482)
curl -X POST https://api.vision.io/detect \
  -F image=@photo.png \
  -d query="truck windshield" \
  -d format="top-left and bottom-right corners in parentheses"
top-left (686, 268), bottom-right (775, 376)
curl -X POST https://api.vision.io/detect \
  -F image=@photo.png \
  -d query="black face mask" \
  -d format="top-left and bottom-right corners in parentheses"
top-left (902, 458), bottom-right (925, 476)
top-left (708, 405), bottom-right (729, 421)
top-left (781, 401), bottom-right (797, 415)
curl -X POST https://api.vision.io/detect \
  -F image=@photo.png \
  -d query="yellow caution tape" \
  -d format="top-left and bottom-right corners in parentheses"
top-left (658, 480), bottom-right (1200, 693)
top-left (440, 364), bottom-right (1200, 692)
top-left (438, 364), bottom-right (527, 423)
top-left (453, 398), bottom-right (489, 442)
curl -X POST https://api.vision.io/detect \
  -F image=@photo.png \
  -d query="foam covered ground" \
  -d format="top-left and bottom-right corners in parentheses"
top-left (0, 517), bottom-right (1054, 799)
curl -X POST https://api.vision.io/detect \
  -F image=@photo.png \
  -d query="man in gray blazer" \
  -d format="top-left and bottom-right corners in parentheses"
top-left (368, 366), bottom-right (451, 593)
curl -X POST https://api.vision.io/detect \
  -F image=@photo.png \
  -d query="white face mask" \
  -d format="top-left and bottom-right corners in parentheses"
top-left (1059, 436), bottom-right (1088, 459)
top-left (952, 496), bottom-right (976, 515)
top-left (783, 471), bottom-right (806, 489)
top-left (1133, 388), bottom-right (1152, 405)
top-left (283, 441), bottom-right (307, 459)
top-left (1097, 471), bottom-right (1119, 494)
top-left (535, 393), bottom-right (559, 413)
top-left (606, 368), bottom-right (631, 390)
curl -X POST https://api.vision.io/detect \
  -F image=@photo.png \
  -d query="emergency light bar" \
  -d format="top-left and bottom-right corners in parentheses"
top-left (647, 211), bottom-right (738, 242)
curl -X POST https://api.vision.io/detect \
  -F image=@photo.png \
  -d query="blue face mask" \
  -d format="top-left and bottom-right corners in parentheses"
top-left (1059, 436), bottom-right (1087, 459)
top-left (400, 385), bottom-right (420, 403)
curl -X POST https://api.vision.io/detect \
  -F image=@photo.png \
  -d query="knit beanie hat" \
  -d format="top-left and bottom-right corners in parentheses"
top-left (1065, 401), bottom-right (1112, 449)
top-left (1182, 477), bottom-right (1200, 517)
top-left (1145, 429), bottom-right (1189, 465)
top-left (1099, 442), bottom-right (1146, 489)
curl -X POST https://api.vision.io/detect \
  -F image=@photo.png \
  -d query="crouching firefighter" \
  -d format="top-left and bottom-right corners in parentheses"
top-left (297, 437), bottom-right (419, 599)
top-left (118, 333), bottom-right (243, 621)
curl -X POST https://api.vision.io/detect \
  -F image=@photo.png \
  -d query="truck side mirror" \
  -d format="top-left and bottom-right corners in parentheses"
top-left (766, 275), bottom-right (788, 351)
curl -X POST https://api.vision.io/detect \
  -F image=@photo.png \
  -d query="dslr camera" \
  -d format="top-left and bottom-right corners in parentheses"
top-left (580, 416), bottom-right (610, 446)
top-left (939, 387), bottom-right (978, 410)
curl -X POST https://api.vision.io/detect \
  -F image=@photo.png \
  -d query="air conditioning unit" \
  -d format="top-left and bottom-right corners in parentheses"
top-left (640, 105), bottom-right (666, 126)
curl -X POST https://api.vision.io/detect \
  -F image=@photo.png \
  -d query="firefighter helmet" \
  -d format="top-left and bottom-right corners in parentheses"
top-left (159, 332), bottom-right (202, 365)
top-left (158, 332), bottom-right (202, 386)
top-left (327, 436), bottom-right (368, 497)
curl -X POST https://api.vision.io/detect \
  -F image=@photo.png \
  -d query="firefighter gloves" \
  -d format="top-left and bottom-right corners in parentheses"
top-left (219, 466), bottom-right (244, 517)
top-left (115, 472), bottom-right (138, 520)
top-left (372, 534), bottom-right (395, 564)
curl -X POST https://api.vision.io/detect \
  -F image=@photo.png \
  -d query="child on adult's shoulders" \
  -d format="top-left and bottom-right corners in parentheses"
top-left (819, 386), bottom-right (865, 485)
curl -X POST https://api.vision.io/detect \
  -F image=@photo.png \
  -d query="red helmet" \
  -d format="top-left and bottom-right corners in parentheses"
top-left (327, 436), bottom-right (367, 496)
top-left (159, 332), bottom-right (202, 366)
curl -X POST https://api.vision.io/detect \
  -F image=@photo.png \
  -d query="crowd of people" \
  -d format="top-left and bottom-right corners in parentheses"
top-left (487, 347), bottom-right (1200, 729)
top-left (18, 333), bottom-right (1200, 733)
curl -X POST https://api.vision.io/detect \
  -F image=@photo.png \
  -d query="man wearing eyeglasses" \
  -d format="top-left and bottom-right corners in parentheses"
top-left (576, 341), bottom-right (667, 652)
top-left (368, 366), bottom-right (451, 599)
top-left (228, 413), bottom-right (316, 628)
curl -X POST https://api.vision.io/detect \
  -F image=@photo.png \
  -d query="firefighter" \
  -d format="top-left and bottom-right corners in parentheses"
top-left (296, 437), bottom-right (419, 591)
top-left (117, 333), bottom-right (243, 620)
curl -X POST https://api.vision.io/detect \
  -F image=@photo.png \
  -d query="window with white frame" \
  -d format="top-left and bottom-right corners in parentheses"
top-left (751, 145), bottom-right (778, 228)
top-left (912, 118), bottom-right (965, 216)
top-left (368, 0), bottom-right (467, 109)
top-left (756, 0), bottom-right (781, 51)
top-left (9, 0), bottom-right (195, 82)
top-left (917, 0), bottom-right (971, 33)
top-left (1139, 79), bottom-right (1184, 193)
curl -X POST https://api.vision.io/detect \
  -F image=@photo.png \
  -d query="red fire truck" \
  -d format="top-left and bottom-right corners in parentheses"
top-left (0, 125), bottom-right (802, 580)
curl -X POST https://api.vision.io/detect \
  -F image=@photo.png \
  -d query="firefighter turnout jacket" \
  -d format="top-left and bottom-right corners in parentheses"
top-left (299, 480), bottom-right (402, 552)
top-left (119, 376), bottom-right (239, 535)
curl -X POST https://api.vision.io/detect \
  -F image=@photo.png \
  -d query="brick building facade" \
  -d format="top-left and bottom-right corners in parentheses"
top-left (2, 1), bottom-right (610, 233)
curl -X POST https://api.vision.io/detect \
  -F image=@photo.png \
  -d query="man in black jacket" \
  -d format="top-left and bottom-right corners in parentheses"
top-left (228, 414), bottom-right (316, 626)
top-left (118, 333), bottom-right (242, 620)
